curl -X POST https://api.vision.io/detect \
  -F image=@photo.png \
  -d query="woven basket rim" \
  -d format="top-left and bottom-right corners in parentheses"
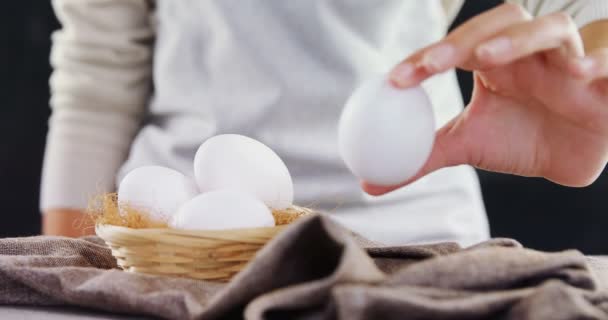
top-left (95, 223), bottom-right (287, 236)
top-left (95, 214), bottom-right (311, 281)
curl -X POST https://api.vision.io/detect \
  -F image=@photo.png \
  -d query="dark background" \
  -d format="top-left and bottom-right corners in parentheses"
top-left (1, 1), bottom-right (606, 253)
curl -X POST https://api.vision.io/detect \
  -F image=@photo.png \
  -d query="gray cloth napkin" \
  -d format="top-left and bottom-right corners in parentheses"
top-left (1, 214), bottom-right (607, 320)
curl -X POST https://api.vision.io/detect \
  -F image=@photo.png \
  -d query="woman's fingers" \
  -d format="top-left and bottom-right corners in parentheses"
top-left (391, 4), bottom-right (586, 89)
top-left (390, 3), bottom-right (531, 88)
top-left (475, 12), bottom-right (584, 67)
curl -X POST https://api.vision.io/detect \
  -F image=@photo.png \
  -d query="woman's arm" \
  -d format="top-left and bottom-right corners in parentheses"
top-left (42, 0), bottom-right (154, 236)
top-left (508, 0), bottom-right (608, 28)
top-left (505, 0), bottom-right (608, 51)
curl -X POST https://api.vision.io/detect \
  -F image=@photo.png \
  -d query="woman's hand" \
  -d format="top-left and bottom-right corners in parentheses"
top-left (363, 3), bottom-right (608, 196)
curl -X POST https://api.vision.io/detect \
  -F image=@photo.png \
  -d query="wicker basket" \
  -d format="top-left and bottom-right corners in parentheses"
top-left (95, 206), bottom-right (312, 282)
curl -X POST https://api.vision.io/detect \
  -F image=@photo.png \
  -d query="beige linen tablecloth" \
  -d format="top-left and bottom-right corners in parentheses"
top-left (1, 214), bottom-right (607, 319)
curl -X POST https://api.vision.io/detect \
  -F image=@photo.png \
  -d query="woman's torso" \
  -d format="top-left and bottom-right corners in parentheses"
top-left (118, 0), bottom-right (489, 245)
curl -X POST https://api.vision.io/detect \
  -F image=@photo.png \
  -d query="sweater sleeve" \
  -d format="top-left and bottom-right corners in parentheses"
top-left (508, 0), bottom-right (608, 27)
top-left (40, 0), bottom-right (154, 211)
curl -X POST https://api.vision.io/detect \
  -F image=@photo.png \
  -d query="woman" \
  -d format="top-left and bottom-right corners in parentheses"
top-left (42, 0), bottom-right (608, 245)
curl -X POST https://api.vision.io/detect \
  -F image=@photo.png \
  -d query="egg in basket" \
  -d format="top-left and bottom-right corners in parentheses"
top-left (92, 134), bottom-right (312, 282)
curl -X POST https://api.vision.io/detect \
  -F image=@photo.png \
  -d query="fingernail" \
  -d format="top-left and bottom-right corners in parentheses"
top-left (576, 57), bottom-right (595, 75)
top-left (389, 63), bottom-right (415, 87)
top-left (476, 37), bottom-right (512, 60)
top-left (422, 43), bottom-right (455, 72)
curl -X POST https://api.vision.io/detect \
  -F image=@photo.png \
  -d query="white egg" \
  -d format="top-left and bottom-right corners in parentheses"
top-left (118, 166), bottom-right (199, 221)
top-left (169, 189), bottom-right (275, 230)
top-left (193, 134), bottom-right (293, 210)
top-left (338, 74), bottom-right (436, 186)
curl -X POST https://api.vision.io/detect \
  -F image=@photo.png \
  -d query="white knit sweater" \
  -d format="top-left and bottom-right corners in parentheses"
top-left (42, 0), bottom-right (608, 245)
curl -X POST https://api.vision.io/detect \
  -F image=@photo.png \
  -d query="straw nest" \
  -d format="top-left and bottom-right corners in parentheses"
top-left (90, 193), bottom-right (312, 282)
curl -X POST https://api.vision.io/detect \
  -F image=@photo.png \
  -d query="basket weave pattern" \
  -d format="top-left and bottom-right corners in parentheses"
top-left (96, 206), bottom-right (311, 282)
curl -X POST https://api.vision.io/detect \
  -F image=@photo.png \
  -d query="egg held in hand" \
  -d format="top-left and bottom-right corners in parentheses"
top-left (194, 134), bottom-right (293, 210)
top-left (338, 75), bottom-right (436, 186)
top-left (118, 166), bottom-right (199, 221)
top-left (169, 189), bottom-right (275, 230)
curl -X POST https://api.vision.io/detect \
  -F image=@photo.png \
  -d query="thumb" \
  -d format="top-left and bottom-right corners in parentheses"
top-left (361, 116), bottom-right (468, 196)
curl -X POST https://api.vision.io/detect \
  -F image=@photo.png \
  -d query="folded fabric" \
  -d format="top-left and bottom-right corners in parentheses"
top-left (0, 215), bottom-right (607, 320)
